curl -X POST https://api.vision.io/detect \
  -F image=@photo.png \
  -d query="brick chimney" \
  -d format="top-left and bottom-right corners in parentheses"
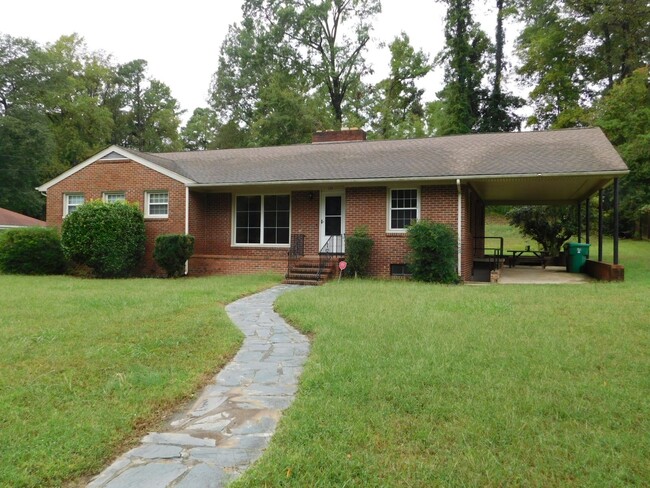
top-left (312, 128), bottom-right (367, 144)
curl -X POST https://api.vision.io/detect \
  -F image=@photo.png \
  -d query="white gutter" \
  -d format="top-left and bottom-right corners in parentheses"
top-left (184, 186), bottom-right (189, 275)
top-left (456, 179), bottom-right (462, 278)
top-left (185, 170), bottom-right (629, 189)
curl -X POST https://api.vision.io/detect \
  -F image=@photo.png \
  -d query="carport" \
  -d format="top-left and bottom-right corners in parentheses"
top-left (467, 128), bottom-right (629, 281)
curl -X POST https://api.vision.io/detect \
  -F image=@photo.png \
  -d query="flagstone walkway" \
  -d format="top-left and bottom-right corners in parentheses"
top-left (88, 285), bottom-right (308, 488)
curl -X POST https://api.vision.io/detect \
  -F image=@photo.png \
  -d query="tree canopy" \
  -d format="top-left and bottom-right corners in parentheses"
top-left (0, 33), bottom-right (183, 217)
top-left (1, 0), bottom-right (649, 226)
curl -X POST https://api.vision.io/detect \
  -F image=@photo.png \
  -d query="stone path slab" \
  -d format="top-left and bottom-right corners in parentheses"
top-left (88, 285), bottom-right (307, 488)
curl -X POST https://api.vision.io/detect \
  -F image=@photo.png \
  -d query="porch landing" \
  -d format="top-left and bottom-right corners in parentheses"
top-left (497, 265), bottom-right (593, 285)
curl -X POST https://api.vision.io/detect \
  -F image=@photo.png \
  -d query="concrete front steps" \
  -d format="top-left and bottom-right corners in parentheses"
top-left (284, 256), bottom-right (338, 285)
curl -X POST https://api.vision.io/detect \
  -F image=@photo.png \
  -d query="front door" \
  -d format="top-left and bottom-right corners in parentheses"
top-left (319, 192), bottom-right (345, 252)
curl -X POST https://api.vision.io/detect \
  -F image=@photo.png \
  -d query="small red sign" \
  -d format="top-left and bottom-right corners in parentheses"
top-left (338, 261), bottom-right (347, 271)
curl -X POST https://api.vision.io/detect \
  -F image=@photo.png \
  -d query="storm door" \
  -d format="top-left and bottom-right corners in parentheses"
top-left (319, 192), bottom-right (345, 252)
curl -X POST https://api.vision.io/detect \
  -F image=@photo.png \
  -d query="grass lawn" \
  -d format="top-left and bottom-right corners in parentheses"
top-left (236, 237), bottom-right (650, 486)
top-left (0, 273), bottom-right (280, 487)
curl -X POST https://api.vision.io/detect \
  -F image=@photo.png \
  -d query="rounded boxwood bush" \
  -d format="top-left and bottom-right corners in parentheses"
top-left (345, 225), bottom-right (374, 277)
top-left (407, 220), bottom-right (459, 284)
top-left (0, 227), bottom-right (66, 275)
top-left (61, 200), bottom-right (146, 278)
top-left (153, 234), bottom-right (195, 277)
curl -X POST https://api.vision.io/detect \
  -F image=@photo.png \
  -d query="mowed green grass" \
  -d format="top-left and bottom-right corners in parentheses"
top-left (0, 273), bottom-right (280, 487)
top-left (237, 239), bottom-right (650, 486)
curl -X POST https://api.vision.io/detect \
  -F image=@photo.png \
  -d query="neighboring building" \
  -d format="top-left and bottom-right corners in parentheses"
top-left (0, 207), bottom-right (47, 230)
top-left (36, 128), bottom-right (628, 281)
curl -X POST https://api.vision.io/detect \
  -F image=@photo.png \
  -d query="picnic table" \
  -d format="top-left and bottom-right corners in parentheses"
top-left (507, 249), bottom-right (549, 268)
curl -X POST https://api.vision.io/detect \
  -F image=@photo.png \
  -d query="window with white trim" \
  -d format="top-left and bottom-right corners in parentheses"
top-left (64, 194), bottom-right (84, 216)
top-left (103, 192), bottom-right (126, 203)
top-left (145, 191), bottom-right (169, 218)
top-left (389, 188), bottom-right (419, 230)
top-left (235, 194), bottom-right (290, 245)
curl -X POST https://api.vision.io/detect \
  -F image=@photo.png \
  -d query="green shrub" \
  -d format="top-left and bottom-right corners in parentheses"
top-left (345, 226), bottom-right (374, 277)
top-left (153, 234), bottom-right (195, 277)
top-left (61, 200), bottom-right (145, 278)
top-left (506, 205), bottom-right (577, 256)
top-left (0, 227), bottom-right (66, 275)
top-left (407, 220), bottom-right (458, 284)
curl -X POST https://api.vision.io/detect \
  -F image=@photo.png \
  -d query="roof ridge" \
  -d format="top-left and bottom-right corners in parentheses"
top-left (149, 126), bottom-right (603, 158)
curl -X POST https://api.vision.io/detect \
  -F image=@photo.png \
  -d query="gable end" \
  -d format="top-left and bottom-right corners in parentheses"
top-left (36, 145), bottom-right (194, 192)
top-left (100, 151), bottom-right (128, 160)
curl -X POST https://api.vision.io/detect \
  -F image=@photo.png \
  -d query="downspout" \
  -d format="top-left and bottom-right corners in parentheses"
top-left (456, 179), bottom-right (462, 278)
top-left (184, 186), bottom-right (189, 275)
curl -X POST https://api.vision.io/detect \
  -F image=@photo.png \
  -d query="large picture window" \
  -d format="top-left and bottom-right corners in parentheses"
top-left (389, 188), bottom-right (419, 230)
top-left (235, 194), bottom-right (290, 245)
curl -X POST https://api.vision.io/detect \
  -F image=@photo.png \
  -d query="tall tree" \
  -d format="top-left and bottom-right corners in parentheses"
top-left (1, 32), bottom-right (186, 215)
top-left (434, 0), bottom-right (491, 135)
top-left (42, 35), bottom-right (114, 165)
top-left (210, 0), bottom-right (380, 139)
top-left (0, 34), bottom-right (47, 115)
top-left (109, 59), bottom-right (183, 151)
top-left (516, 0), bottom-right (649, 129)
top-left (369, 33), bottom-right (432, 139)
top-left (0, 110), bottom-right (54, 218)
top-left (210, 17), bottom-right (280, 138)
top-left (568, 0), bottom-right (650, 89)
top-left (181, 107), bottom-right (221, 151)
top-left (593, 67), bottom-right (650, 236)
top-left (209, 12), bottom-right (323, 147)
top-left (272, 0), bottom-right (381, 127)
top-left (249, 71), bottom-right (324, 146)
top-left (479, 0), bottom-right (522, 132)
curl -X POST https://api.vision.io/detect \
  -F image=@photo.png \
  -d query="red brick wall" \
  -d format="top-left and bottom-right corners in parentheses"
top-left (584, 260), bottom-right (625, 281)
top-left (345, 185), bottom-right (474, 281)
top-left (45, 159), bottom-right (186, 275)
top-left (346, 186), bottom-right (408, 278)
top-left (312, 129), bottom-right (366, 143)
top-left (291, 190), bottom-right (321, 255)
top-left (188, 190), bottom-right (321, 276)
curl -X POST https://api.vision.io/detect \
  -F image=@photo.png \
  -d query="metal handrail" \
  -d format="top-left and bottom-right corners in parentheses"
top-left (473, 236), bottom-right (504, 271)
top-left (317, 234), bottom-right (345, 279)
top-left (286, 233), bottom-right (305, 278)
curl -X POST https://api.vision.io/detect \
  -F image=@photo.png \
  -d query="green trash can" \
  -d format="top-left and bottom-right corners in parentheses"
top-left (564, 242), bottom-right (590, 273)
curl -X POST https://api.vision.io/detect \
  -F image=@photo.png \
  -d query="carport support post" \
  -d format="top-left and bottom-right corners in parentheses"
top-left (614, 178), bottom-right (620, 264)
top-left (598, 189), bottom-right (603, 262)
top-left (585, 198), bottom-right (591, 244)
top-left (577, 202), bottom-right (582, 243)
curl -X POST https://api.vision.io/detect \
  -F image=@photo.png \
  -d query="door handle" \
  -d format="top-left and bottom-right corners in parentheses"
top-left (321, 219), bottom-right (324, 224)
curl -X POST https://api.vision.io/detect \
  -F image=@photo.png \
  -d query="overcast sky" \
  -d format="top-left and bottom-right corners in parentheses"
top-left (4, 1), bottom-right (522, 125)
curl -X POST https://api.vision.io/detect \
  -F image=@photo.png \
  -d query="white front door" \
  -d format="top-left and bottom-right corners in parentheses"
top-left (319, 191), bottom-right (345, 252)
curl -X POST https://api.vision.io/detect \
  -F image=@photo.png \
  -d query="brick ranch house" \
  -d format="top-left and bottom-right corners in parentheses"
top-left (37, 128), bottom-right (628, 282)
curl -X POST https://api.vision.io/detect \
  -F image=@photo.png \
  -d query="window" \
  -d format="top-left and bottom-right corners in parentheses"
top-left (103, 192), bottom-right (125, 203)
top-left (64, 194), bottom-right (84, 216)
top-left (389, 188), bottom-right (418, 230)
top-left (235, 194), bottom-right (290, 245)
top-left (145, 191), bottom-right (169, 218)
top-left (390, 263), bottom-right (412, 277)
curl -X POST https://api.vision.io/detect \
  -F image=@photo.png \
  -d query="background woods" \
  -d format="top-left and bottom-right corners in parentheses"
top-left (1, 0), bottom-right (648, 233)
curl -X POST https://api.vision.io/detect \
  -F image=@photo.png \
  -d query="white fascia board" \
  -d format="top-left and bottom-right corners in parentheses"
top-left (185, 169), bottom-right (629, 189)
top-left (36, 145), bottom-right (194, 192)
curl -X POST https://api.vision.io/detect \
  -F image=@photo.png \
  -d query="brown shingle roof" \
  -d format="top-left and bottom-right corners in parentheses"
top-left (0, 207), bottom-right (46, 228)
top-left (142, 127), bottom-right (627, 185)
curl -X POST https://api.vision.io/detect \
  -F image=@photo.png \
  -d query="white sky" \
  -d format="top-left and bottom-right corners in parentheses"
top-left (4, 1), bottom-right (523, 125)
